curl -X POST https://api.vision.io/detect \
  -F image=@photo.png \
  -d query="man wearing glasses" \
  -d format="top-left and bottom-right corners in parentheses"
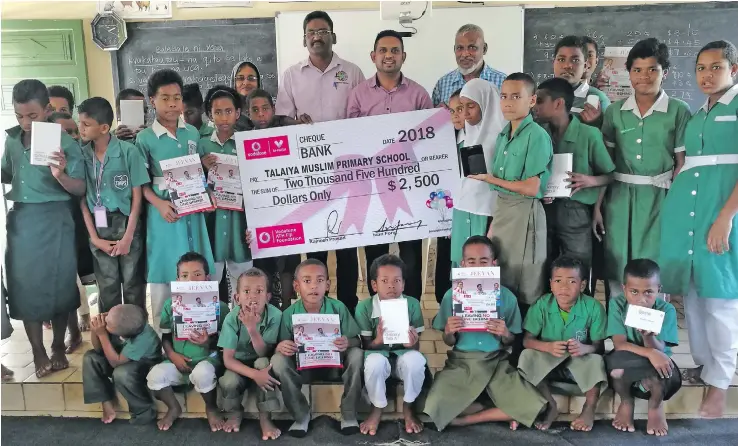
top-left (274, 11), bottom-right (364, 314)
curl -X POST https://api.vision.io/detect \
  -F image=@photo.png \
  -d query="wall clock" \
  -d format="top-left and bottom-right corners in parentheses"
top-left (91, 12), bottom-right (127, 51)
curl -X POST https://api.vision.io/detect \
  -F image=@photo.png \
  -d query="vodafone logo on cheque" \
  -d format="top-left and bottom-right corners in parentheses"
top-left (255, 223), bottom-right (306, 249)
top-left (244, 136), bottom-right (290, 159)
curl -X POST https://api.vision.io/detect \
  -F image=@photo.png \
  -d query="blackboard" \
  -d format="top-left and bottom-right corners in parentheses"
top-left (111, 18), bottom-right (278, 102)
top-left (523, 2), bottom-right (738, 111)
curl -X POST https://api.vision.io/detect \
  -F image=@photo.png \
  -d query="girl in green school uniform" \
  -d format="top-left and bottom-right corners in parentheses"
top-left (199, 85), bottom-right (252, 303)
top-left (136, 69), bottom-right (215, 329)
top-left (596, 38), bottom-right (691, 291)
top-left (451, 80), bottom-right (505, 274)
top-left (660, 40), bottom-right (738, 418)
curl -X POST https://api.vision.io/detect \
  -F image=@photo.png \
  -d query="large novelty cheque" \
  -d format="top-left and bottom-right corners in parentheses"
top-left (236, 109), bottom-right (459, 258)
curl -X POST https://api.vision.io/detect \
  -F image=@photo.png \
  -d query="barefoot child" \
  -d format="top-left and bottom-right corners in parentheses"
top-left (3, 79), bottom-right (86, 377)
top-left (424, 236), bottom-right (547, 431)
top-left (518, 256), bottom-right (607, 432)
top-left (218, 268), bottom-right (283, 439)
top-left (83, 304), bottom-right (162, 424)
top-left (270, 258), bottom-right (364, 437)
top-left (199, 86), bottom-right (252, 303)
top-left (355, 254), bottom-right (426, 436)
top-left (660, 40), bottom-right (738, 418)
top-left (146, 252), bottom-right (230, 431)
top-left (78, 97), bottom-right (148, 314)
top-left (136, 69), bottom-right (215, 329)
top-left (606, 259), bottom-right (681, 437)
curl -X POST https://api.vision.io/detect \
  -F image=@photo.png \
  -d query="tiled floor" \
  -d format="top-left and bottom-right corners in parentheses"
top-left (3, 243), bottom-right (738, 420)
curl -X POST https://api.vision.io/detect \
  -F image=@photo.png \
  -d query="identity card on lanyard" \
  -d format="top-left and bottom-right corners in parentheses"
top-left (94, 158), bottom-right (108, 228)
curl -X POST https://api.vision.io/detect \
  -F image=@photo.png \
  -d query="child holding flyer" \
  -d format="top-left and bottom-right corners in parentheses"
top-left (146, 252), bottom-right (230, 432)
top-left (136, 69), bottom-right (215, 329)
top-left (199, 85), bottom-right (252, 303)
top-left (354, 254), bottom-right (426, 436)
top-left (518, 256), bottom-right (608, 432)
top-left (424, 236), bottom-right (547, 431)
top-left (218, 268), bottom-right (283, 439)
top-left (270, 259), bottom-right (363, 437)
top-left (606, 259), bottom-right (680, 437)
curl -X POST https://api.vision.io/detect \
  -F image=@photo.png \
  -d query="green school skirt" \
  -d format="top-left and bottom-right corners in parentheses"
top-left (5, 201), bottom-right (79, 321)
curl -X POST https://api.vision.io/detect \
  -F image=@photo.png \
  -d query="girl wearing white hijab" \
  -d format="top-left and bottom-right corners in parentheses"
top-left (450, 79), bottom-right (505, 264)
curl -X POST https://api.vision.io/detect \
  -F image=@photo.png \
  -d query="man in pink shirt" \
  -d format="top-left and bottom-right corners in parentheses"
top-left (275, 11), bottom-right (365, 314)
top-left (347, 30), bottom-right (432, 301)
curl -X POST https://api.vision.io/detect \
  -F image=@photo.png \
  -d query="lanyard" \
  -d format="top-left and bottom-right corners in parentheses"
top-left (93, 156), bottom-right (107, 206)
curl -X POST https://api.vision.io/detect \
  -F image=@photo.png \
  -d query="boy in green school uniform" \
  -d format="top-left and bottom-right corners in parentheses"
top-left (217, 267), bottom-right (282, 439)
top-left (533, 78), bottom-right (615, 291)
top-left (77, 97), bottom-right (149, 314)
top-left (424, 236), bottom-right (548, 431)
top-left (3, 79), bottom-right (87, 378)
top-left (597, 38), bottom-right (691, 292)
top-left (114, 88), bottom-right (147, 142)
top-left (199, 85), bottom-right (252, 303)
top-left (468, 73), bottom-right (553, 311)
top-left (518, 256), bottom-right (607, 432)
top-left (355, 254), bottom-right (426, 436)
top-left (183, 83), bottom-right (213, 137)
top-left (83, 304), bottom-right (162, 425)
top-left (606, 259), bottom-right (681, 437)
top-left (270, 259), bottom-right (364, 437)
top-left (146, 252), bottom-right (230, 432)
top-left (552, 35), bottom-right (611, 127)
top-left (136, 69), bottom-right (215, 330)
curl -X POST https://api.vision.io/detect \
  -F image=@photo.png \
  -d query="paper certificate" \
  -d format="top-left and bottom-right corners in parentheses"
top-left (379, 299), bottom-right (410, 345)
top-left (119, 100), bottom-right (145, 128)
top-left (451, 267), bottom-right (501, 331)
top-left (600, 47), bottom-right (633, 102)
top-left (160, 154), bottom-right (214, 216)
top-left (30, 121), bottom-right (61, 166)
top-left (545, 153), bottom-right (573, 198)
top-left (207, 153), bottom-right (244, 211)
top-left (292, 314), bottom-right (342, 370)
top-left (236, 109), bottom-right (459, 259)
top-left (171, 281), bottom-right (220, 340)
top-left (624, 305), bottom-right (665, 335)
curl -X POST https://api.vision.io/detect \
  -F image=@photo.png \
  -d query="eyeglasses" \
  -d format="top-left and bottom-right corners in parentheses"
top-left (304, 29), bottom-right (331, 38)
top-left (235, 75), bottom-right (259, 83)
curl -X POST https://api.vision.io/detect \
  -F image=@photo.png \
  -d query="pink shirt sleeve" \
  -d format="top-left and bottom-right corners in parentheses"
top-left (418, 89), bottom-right (433, 110)
top-left (275, 67), bottom-right (297, 118)
top-left (346, 84), bottom-right (362, 119)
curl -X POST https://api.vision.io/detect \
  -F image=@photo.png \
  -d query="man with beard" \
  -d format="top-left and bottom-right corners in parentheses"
top-left (347, 30), bottom-right (432, 301)
top-left (431, 24), bottom-right (506, 108)
top-left (274, 11), bottom-right (365, 314)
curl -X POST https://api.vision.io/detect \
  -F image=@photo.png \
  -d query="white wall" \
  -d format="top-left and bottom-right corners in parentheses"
top-left (275, 6), bottom-right (524, 95)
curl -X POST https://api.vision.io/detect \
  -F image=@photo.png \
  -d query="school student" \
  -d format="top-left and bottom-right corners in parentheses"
top-left (114, 88), bottom-right (148, 142)
top-left (48, 84), bottom-right (75, 115)
top-left (605, 259), bottom-right (681, 437)
top-left (136, 69), bottom-right (215, 329)
top-left (147, 252), bottom-right (230, 432)
top-left (597, 38), bottom-right (691, 292)
top-left (468, 73), bottom-right (553, 310)
top-left (270, 258), bottom-right (363, 437)
top-left (3, 79), bottom-right (86, 377)
top-left (659, 40), bottom-right (738, 418)
top-left (552, 36), bottom-right (610, 127)
top-left (347, 29), bottom-right (433, 301)
top-left (424, 236), bottom-right (547, 431)
top-left (581, 36), bottom-right (600, 86)
top-left (77, 97), bottom-right (149, 314)
top-left (198, 86), bottom-right (253, 303)
top-left (518, 256), bottom-right (607, 432)
top-left (355, 254), bottom-right (426, 436)
top-left (1, 272), bottom-right (13, 381)
top-left (183, 83), bottom-right (212, 137)
top-left (50, 112), bottom-right (80, 141)
top-left (533, 78), bottom-right (614, 289)
top-left (434, 88), bottom-right (468, 303)
top-left (83, 304), bottom-right (162, 425)
top-left (218, 267), bottom-right (283, 439)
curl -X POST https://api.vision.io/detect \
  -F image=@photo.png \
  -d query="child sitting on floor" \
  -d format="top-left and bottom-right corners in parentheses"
top-left (218, 267), bottom-right (283, 440)
top-left (518, 255), bottom-right (608, 432)
top-left (606, 258), bottom-right (681, 437)
top-left (354, 254), bottom-right (426, 436)
top-left (83, 304), bottom-right (161, 425)
top-left (146, 252), bottom-right (230, 432)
